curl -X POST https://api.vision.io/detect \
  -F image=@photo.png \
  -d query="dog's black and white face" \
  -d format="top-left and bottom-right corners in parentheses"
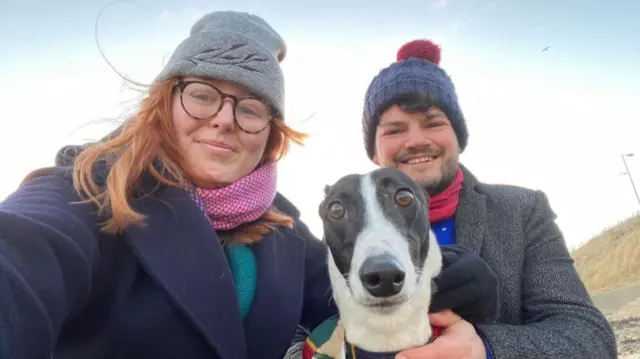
top-left (319, 167), bottom-right (442, 317)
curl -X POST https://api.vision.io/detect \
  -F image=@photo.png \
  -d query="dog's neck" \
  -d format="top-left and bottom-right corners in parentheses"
top-left (344, 333), bottom-right (438, 359)
top-left (310, 316), bottom-right (438, 359)
top-left (342, 323), bottom-right (436, 357)
top-left (339, 275), bottom-right (436, 353)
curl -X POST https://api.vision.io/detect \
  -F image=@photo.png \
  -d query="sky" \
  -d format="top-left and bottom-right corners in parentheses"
top-left (1, 0), bottom-right (639, 250)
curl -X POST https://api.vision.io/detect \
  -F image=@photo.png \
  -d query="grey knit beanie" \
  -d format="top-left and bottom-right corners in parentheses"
top-left (154, 11), bottom-right (287, 118)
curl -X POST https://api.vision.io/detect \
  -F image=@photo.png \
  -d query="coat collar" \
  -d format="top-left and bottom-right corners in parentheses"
top-left (243, 226), bottom-right (305, 359)
top-left (125, 186), bottom-right (306, 359)
top-left (454, 164), bottom-right (489, 256)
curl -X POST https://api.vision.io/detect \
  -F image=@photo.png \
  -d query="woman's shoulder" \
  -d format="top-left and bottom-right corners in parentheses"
top-left (273, 192), bottom-right (301, 219)
top-left (1, 165), bottom-right (104, 263)
top-left (6, 144), bottom-right (109, 236)
top-left (6, 166), bottom-right (97, 222)
top-left (273, 193), bottom-right (327, 255)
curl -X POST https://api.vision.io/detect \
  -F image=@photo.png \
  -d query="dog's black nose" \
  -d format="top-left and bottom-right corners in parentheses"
top-left (359, 254), bottom-right (406, 297)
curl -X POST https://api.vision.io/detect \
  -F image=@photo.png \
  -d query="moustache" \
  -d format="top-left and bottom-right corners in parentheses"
top-left (394, 147), bottom-right (442, 163)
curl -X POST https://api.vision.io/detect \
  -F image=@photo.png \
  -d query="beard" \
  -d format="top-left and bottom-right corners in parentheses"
top-left (418, 161), bottom-right (458, 196)
top-left (393, 146), bottom-right (459, 197)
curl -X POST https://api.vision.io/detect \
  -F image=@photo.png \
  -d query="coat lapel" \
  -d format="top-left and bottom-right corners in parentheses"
top-left (125, 187), bottom-right (247, 359)
top-left (454, 165), bottom-right (489, 256)
top-left (243, 227), bottom-right (306, 359)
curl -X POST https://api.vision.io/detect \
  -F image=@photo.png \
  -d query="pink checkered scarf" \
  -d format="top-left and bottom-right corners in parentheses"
top-left (191, 161), bottom-right (278, 231)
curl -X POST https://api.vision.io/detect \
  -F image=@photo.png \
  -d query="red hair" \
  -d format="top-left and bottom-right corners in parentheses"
top-left (67, 77), bottom-right (307, 243)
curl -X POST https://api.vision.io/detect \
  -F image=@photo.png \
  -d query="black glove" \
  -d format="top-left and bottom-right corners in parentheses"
top-left (429, 245), bottom-right (500, 324)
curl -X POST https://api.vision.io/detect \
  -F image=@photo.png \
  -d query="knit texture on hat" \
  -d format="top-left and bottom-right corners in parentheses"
top-left (154, 11), bottom-right (287, 118)
top-left (362, 40), bottom-right (468, 159)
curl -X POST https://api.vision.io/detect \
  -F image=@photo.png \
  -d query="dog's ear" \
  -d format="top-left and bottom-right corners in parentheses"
top-left (318, 185), bottom-right (330, 216)
top-left (319, 184), bottom-right (332, 218)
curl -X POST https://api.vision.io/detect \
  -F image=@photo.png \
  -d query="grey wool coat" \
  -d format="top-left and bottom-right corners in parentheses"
top-left (288, 164), bottom-right (616, 359)
top-left (455, 165), bottom-right (616, 358)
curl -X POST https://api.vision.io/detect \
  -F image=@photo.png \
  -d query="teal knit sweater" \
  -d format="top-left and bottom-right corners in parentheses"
top-left (189, 191), bottom-right (258, 318)
top-left (224, 243), bottom-right (258, 318)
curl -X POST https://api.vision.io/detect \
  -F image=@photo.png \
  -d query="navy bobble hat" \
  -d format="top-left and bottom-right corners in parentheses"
top-left (362, 39), bottom-right (468, 160)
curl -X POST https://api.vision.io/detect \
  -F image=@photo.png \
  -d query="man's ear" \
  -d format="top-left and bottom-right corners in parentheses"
top-left (372, 154), bottom-right (380, 166)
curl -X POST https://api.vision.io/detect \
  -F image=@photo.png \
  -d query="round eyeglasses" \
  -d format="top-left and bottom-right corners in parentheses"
top-left (175, 80), bottom-right (275, 134)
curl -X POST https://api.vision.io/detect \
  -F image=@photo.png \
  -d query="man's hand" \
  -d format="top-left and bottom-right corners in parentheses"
top-left (396, 310), bottom-right (487, 359)
top-left (429, 245), bottom-right (499, 324)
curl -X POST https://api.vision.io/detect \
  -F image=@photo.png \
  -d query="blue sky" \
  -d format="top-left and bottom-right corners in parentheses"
top-left (3, 0), bottom-right (638, 93)
top-left (4, 0), bottom-right (638, 73)
top-left (1, 0), bottom-right (639, 248)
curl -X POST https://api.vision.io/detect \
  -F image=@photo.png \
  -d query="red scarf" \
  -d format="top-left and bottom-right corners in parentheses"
top-left (429, 168), bottom-right (464, 223)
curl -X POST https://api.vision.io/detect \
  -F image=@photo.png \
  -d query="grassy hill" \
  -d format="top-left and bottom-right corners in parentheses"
top-left (572, 213), bottom-right (640, 294)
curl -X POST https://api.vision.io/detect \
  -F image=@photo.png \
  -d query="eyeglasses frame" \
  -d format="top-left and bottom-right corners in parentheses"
top-left (174, 79), bottom-right (277, 134)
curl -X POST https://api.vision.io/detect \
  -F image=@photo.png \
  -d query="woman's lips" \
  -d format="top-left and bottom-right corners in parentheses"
top-left (198, 139), bottom-right (235, 153)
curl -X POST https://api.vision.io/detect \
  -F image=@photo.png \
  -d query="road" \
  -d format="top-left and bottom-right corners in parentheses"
top-left (591, 282), bottom-right (640, 358)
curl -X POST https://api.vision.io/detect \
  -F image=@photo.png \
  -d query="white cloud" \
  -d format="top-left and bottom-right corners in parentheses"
top-left (158, 6), bottom-right (205, 24)
top-left (431, 0), bottom-right (451, 8)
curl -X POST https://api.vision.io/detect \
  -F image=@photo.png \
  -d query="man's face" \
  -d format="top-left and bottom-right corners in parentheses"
top-left (373, 104), bottom-right (460, 196)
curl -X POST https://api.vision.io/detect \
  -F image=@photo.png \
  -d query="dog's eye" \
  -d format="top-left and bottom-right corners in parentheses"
top-left (394, 189), bottom-right (414, 207)
top-left (328, 201), bottom-right (346, 219)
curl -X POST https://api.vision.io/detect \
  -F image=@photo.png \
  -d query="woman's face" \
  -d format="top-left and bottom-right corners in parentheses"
top-left (171, 76), bottom-right (273, 187)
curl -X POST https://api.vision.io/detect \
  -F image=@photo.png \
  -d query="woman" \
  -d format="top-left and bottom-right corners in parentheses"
top-left (1, 10), bottom-right (334, 359)
top-left (0, 10), bottom-right (498, 359)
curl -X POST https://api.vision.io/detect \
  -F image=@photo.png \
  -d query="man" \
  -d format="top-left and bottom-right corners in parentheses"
top-left (358, 39), bottom-right (616, 359)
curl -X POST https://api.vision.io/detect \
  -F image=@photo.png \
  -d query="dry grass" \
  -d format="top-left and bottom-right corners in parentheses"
top-left (571, 213), bottom-right (640, 294)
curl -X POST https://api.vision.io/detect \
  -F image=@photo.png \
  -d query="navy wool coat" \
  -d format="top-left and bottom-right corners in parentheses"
top-left (0, 165), bottom-right (337, 359)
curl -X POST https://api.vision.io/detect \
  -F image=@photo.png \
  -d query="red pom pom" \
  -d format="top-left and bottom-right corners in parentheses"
top-left (396, 39), bottom-right (441, 65)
